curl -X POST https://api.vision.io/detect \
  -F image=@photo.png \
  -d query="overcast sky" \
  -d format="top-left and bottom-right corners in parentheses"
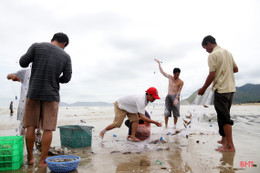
top-left (1, 0), bottom-right (260, 107)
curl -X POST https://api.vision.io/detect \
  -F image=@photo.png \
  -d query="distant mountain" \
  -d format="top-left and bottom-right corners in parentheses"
top-left (233, 84), bottom-right (260, 104)
top-left (182, 83), bottom-right (260, 105)
top-left (60, 101), bottom-right (113, 107)
top-left (60, 84), bottom-right (260, 107)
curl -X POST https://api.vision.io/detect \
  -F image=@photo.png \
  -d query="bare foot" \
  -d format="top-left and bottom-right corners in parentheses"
top-left (27, 156), bottom-right (34, 165)
top-left (217, 140), bottom-right (227, 146)
top-left (127, 136), bottom-right (140, 142)
top-left (38, 162), bottom-right (47, 167)
top-left (217, 140), bottom-right (225, 144)
top-left (215, 146), bottom-right (235, 152)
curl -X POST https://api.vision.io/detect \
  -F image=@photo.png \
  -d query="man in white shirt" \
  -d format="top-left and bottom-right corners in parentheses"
top-left (99, 87), bottom-right (162, 142)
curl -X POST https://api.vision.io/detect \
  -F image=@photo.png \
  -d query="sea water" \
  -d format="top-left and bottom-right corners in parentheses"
top-left (0, 104), bottom-right (259, 149)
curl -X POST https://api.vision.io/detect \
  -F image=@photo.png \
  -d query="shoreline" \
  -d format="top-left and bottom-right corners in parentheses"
top-left (235, 103), bottom-right (260, 106)
top-left (1, 105), bottom-right (259, 173)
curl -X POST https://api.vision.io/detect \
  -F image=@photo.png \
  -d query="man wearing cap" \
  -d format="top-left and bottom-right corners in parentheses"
top-left (99, 87), bottom-right (162, 142)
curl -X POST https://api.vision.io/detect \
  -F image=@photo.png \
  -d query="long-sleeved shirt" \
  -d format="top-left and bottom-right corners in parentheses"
top-left (20, 42), bottom-right (72, 101)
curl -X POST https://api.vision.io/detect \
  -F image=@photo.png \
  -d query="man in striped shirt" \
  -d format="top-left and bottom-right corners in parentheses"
top-left (20, 32), bottom-right (72, 167)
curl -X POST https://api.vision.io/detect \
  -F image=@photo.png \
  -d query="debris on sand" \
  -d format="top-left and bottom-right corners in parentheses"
top-left (120, 151), bottom-right (131, 155)
top-left (156, 160), bottom-right (164, 165)
top-left (48, 147), bottom-right (72, 156)
top-left (150, 139), bottom-right (166, 144)
top-left (80, 120), bottom-right (86, 123)
top-left (156, 147), bottom-right (170, 151)
top-left (140, 159), bottom-right (150, 166)
top-left (171, 130), bottom-right (182, 135)
top-left (110, 151), bottom-right (120, 154)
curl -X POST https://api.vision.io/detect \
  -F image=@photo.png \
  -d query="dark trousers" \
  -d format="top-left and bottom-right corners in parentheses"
top-left (214, 90), bottom-right (234, 137)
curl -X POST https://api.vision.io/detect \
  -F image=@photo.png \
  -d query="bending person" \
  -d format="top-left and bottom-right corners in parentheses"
top-left (99, 87), bottom-right (162, 142)
top-left (125, 111), bottom-right (151, 141)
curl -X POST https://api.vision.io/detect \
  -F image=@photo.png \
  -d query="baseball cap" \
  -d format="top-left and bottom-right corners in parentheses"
top-left (145, 87), bottom-right (160, 99)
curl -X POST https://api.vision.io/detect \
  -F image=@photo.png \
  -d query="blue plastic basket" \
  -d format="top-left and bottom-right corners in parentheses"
top-left (46, 155), bottom-right (81, 173)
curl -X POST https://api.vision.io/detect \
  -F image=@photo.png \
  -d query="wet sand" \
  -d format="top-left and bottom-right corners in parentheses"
top-left (0, 105), bottom-right (259, 173)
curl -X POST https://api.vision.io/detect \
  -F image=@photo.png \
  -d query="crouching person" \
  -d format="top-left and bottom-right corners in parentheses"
top-left (99, 87), bottom-right (162, 142)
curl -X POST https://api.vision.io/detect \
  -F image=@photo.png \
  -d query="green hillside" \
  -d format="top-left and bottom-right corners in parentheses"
top-left (233, 84), bottom-right (260, 104)
top-left (182, 83), bottom-right (260, 105)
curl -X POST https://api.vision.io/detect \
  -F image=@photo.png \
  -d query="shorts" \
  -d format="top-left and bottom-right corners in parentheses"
top-left (112, 102), bottom-right (139, 128)
top-left (164, 95), bottom-right (180, 118)
top-left (23, 99), bottom-right (59, 131)
top-left (125, 111), bottom-right (151, 135)
top-left (214, 90), bottom-right (234, 137)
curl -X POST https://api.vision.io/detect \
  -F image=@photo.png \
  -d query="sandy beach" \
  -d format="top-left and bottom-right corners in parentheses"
top-left (0, 104), bottom-right (259, 173)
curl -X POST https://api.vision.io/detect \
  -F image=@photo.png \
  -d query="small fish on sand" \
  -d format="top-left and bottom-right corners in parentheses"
top-left (185, 113), bottom-right (192, 119)
top-left (48, 147), bottom-right (72, 156)
top-left (183, 119), bottom-right (191, 128)
top-left (171, 130), bottom-right (182, 135)
top-left (80, 120), bottom-right (86, 123)
top-left (203, 104), bottom-right (209, 108)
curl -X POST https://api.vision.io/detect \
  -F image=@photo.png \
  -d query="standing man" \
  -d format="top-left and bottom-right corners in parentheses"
top-left (154, 59), bottom-right (184, 129)
top-left (20, 33), bottom-right (72, 166)
top-left (9, 101), bottom-right (14, 114)
top-left (99, 87), bottom-right (162, 142)
top-left (198, 35), bottom-right (238, 152)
